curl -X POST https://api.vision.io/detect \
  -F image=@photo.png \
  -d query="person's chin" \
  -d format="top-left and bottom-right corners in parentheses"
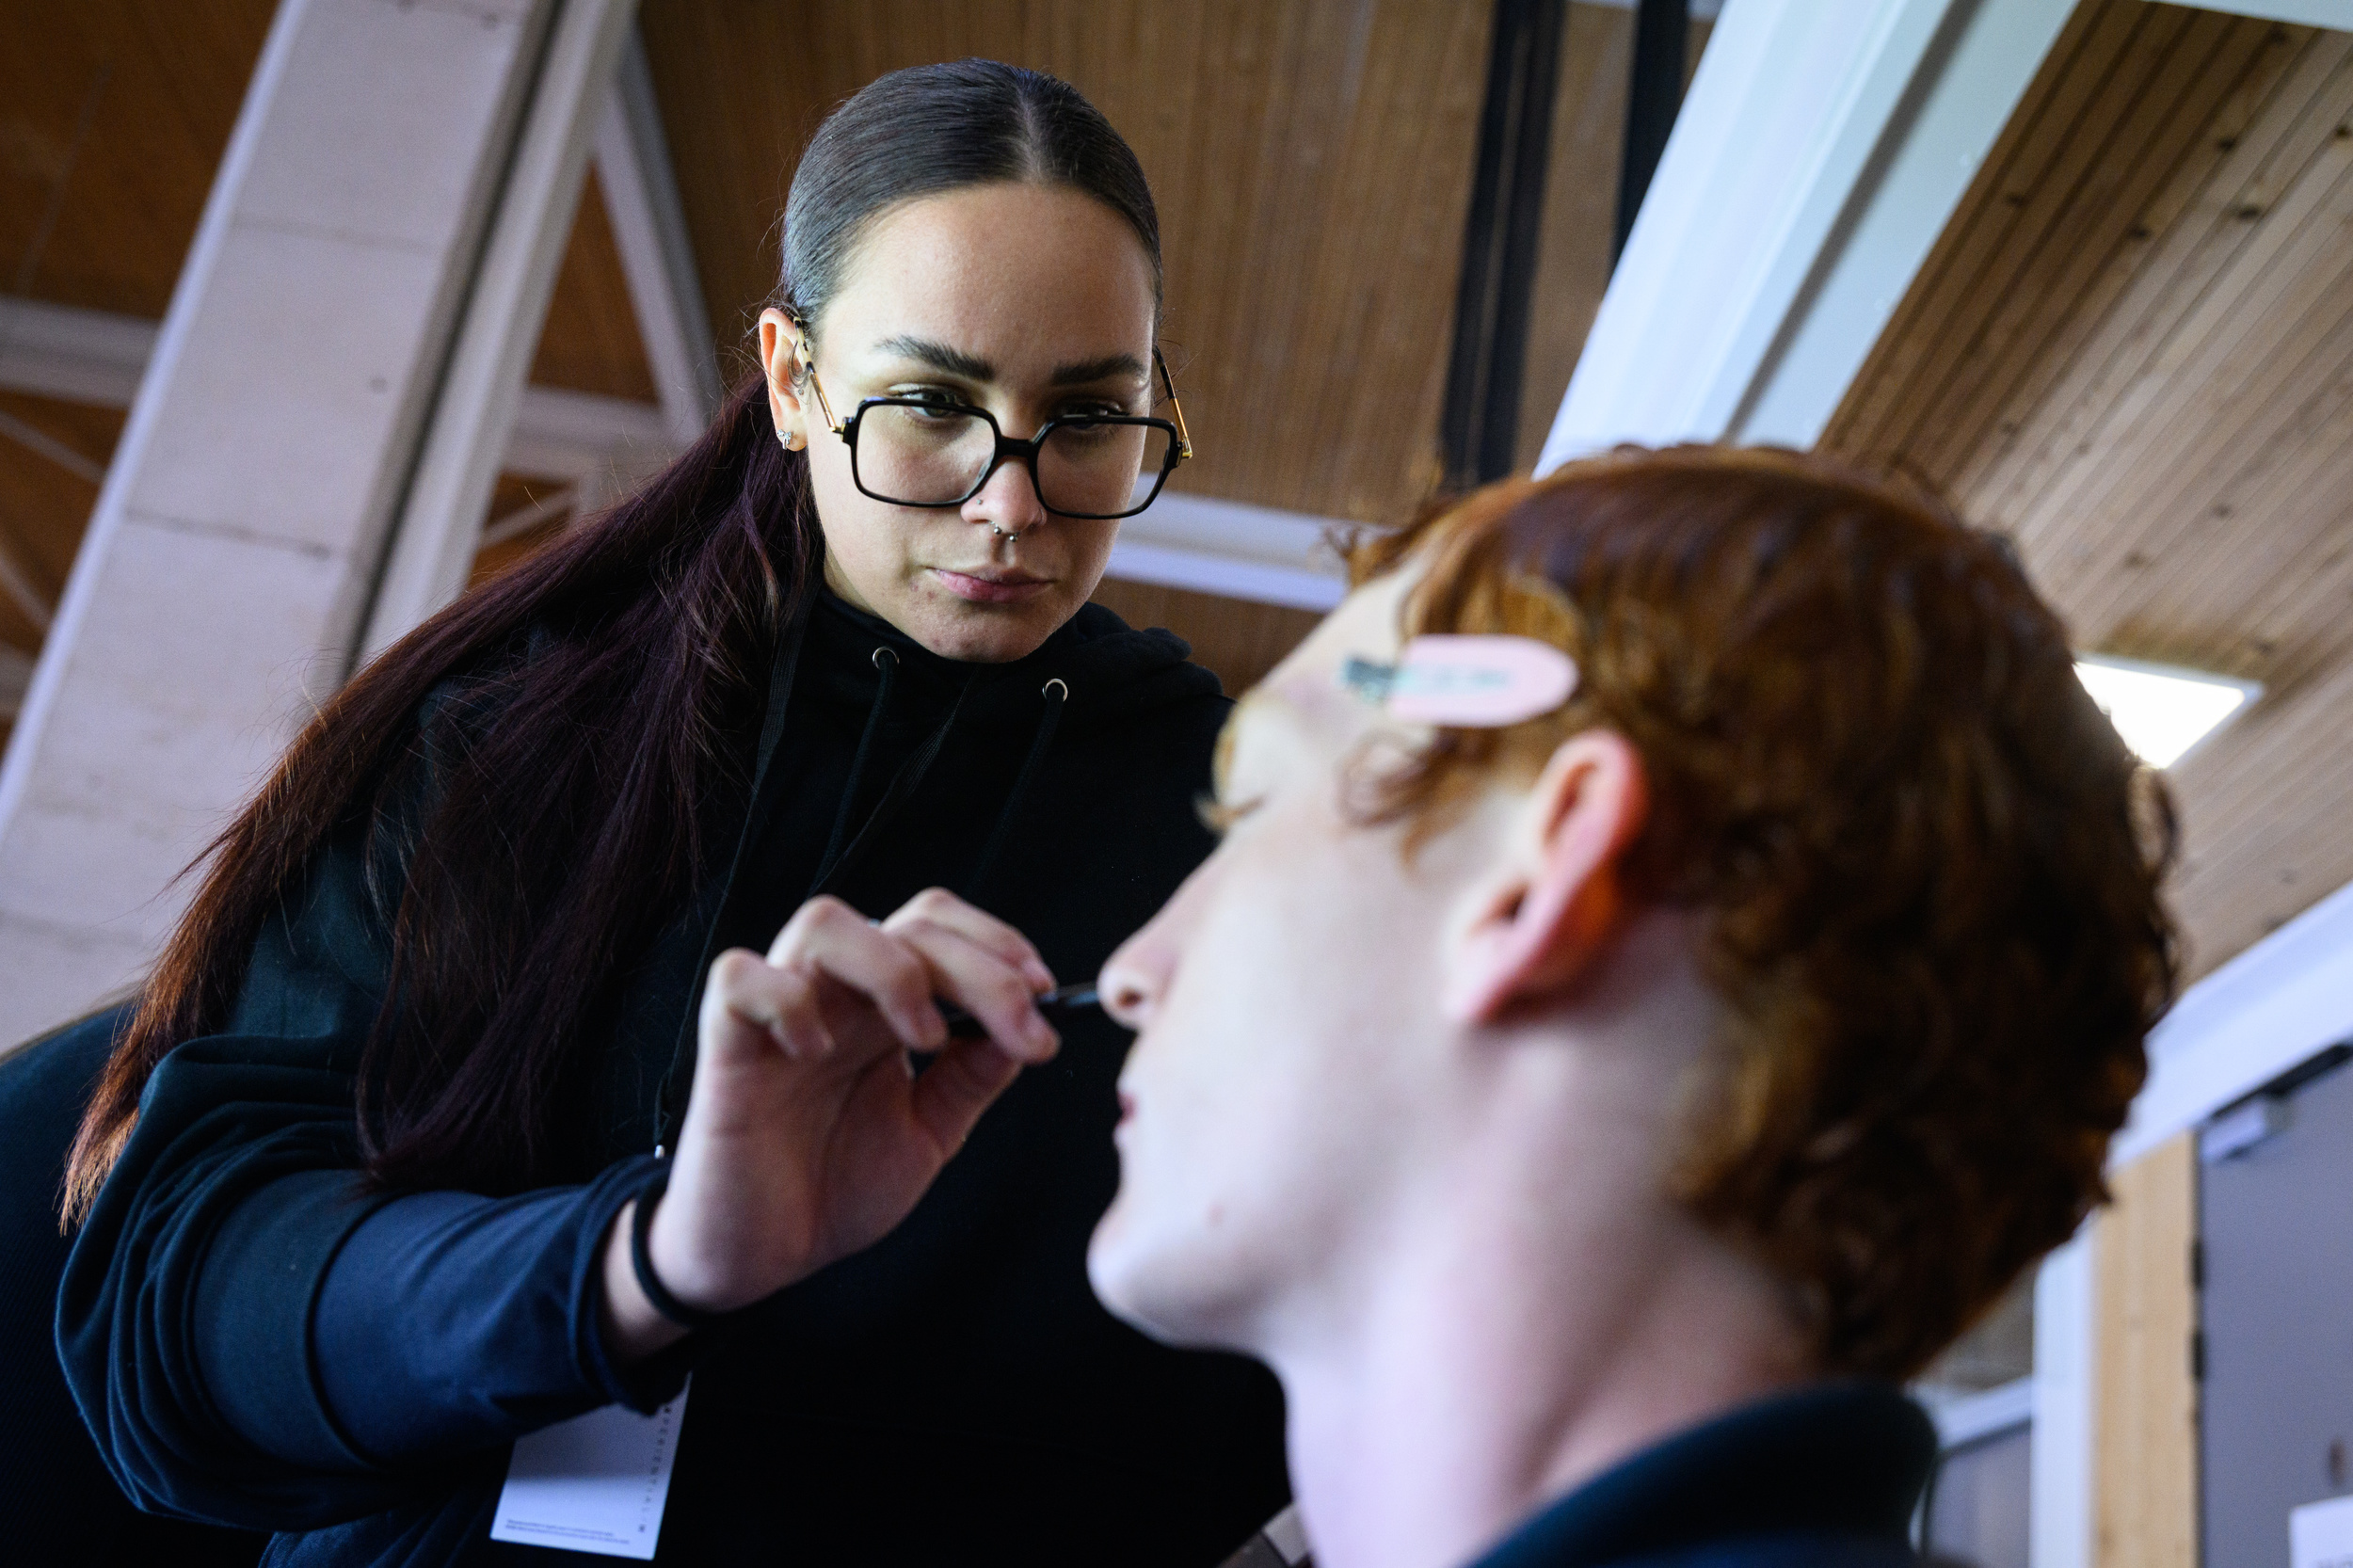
top-left (1087, 1200), bottom-right (1183, 1341)
top-left (1087, 1198), bottom-right (1248, 1351)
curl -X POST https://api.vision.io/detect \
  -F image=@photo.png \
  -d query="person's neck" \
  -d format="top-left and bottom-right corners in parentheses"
top-left (1266, 1109), bottom-right (1809, 1568)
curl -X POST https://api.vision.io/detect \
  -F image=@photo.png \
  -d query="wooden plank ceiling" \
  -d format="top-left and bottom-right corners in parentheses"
top-left (632, 0), bottom-right (1705, 692)
top-left (640, 0), bottom-right (1497, 527)
top-left (1824, 0), bottom-right (2353, 979)
top-left (0, 2), bottom-right (1691, 705)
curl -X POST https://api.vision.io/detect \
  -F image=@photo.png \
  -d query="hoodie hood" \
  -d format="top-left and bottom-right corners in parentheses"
top-left (808, 590), bottom-right (1225, 735)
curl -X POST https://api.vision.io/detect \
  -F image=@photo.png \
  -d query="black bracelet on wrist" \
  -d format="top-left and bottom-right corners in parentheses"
top-left (630, 1166), bottom-right (724, 1331)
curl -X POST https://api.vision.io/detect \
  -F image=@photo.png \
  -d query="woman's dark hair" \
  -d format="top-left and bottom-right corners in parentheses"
top-left (65, 59), bottom-right (1162, 1224)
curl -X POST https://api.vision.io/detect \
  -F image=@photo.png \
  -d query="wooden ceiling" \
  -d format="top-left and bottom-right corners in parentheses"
top-left (0, 2), bottom-right (278, 317)
top-left (531, 171), bottom-right (660, 403)
top-left (1825, 0), bottom-right (2353, 978)
top-left (623, 0), bottom-right (1705, 691)
top-left (638, 0), bottom-right (1497, 526)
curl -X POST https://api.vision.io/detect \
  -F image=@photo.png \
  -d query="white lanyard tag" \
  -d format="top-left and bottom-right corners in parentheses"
top-left (489, 1379), bottom-right (689, 1560)
top-left (2294, 1494), bottom-right (2353, 1568)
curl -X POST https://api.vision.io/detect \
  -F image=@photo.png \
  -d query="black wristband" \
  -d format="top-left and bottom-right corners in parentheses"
top-left (630, 1166), bottom-right (723, 1331)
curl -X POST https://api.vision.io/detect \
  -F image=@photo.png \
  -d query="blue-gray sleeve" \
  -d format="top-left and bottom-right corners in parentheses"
top-left (307, 1159), bottom-right (694, 1465)
top-left (56, 784), bottom-right (691, 1531)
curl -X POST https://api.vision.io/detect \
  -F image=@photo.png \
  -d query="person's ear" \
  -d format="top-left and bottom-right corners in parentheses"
top-left (756, 307), bottom-right (811, 446)
top-left (1443, 729), bottom-right (1649, 1024)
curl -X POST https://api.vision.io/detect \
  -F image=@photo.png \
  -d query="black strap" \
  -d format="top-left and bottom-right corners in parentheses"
top-left (814, 646), bottom-right (898, 882)
top-left (653, 610), bottom-right (811, 1150)
top-left (963, 677), bottom-right (1067, 900)
top-left (808, 672), bottom-right (977, 900)
top-left (629, 1165), bottom-right (723, 1331)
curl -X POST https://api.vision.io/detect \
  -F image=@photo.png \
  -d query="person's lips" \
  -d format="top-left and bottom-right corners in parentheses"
top-left (935, 567), bottom-right (1052, 604)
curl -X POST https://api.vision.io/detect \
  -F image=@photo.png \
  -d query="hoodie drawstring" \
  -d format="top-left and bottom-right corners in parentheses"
top-left (814, 646), bottom-right (898, 887)
top-left (963, 678), bottom-right (1067, 901)
top-left (810, 668), bottom-right (977, 901)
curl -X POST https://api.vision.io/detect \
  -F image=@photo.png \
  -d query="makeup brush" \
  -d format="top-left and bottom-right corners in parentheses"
top-left (937, 982), bottom-right (1103, 1040)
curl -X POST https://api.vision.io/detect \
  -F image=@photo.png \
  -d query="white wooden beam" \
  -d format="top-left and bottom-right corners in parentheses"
top-left (1537, 0), bottom-right (2074, 467)
top-left (0, 645), bottom-right (32, 721)
top-left (0, 536), bottom-right (52, 633)
top-left (0, 299), bottom-right (1364, 611)
top-left (360, 0), bottom-right (639, 660)
top-left (2193, 0), bottom-right (2353, 27)
top-left (1107, 490), bottom-right (1353, 611)
top-left (593, 26), bottom-right (723, 444)
top-left (478, 482), bottom-right (577, 550)
top-left (0, 406), bottom-right (105, 486)
top-left (0, 0), bottom-right (568, 1047)
top-left (0, 297), bottom-right (150, 406)
top-left (2115, 872), bottom-right (2353, 1170)
top-left (2030, 1236), bottom-right (2094, 1568)
top-left (0, 298), bottom-right (672, 488)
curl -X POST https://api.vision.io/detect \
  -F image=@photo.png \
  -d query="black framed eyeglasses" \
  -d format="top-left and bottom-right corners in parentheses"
top-left (799, 347), bottom-right (1195, 521)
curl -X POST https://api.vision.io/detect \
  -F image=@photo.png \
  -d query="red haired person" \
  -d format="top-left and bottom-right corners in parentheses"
top-left (1090, 448), bottom-right (2176, 1568)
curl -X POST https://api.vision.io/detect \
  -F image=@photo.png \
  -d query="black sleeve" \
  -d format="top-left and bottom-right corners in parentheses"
top-left (55, 701), bottom-right (693, 1531)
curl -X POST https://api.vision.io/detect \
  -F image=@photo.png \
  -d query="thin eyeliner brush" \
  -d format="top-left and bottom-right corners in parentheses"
top-left (938, 982), bottom-right (1103, 1040)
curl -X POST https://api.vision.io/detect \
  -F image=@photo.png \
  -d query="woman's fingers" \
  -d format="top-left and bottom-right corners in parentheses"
top-left (703, 949), bottom-right (843, 1061)
top-left (892, 922), bottom-right (1059, 1064)
top-left (905, 1034), bottom-right (1025, 1156)
top-left (740, 892), bottom-right (1056, 1064)
top-left (760, 896), bottom-right (948, 1049)
top-left (881, 888), bottom-right (1057, 993)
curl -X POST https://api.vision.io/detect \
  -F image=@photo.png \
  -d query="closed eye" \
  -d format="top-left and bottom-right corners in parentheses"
top-left (1195, 794), bottom-right (1264, 836)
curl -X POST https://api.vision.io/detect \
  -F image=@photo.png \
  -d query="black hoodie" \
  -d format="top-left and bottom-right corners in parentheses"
top-left (58, 592), bottom-right (1291, 1566)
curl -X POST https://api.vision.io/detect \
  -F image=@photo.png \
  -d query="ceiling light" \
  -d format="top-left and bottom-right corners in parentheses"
top-left (2074, 655), bottom-right (2260, 769)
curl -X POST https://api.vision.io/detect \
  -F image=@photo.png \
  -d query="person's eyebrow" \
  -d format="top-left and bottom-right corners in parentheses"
top-left (872, 335), bottom-right (994, 381)
top-left (1050, 352), bottom-right (1148, 388)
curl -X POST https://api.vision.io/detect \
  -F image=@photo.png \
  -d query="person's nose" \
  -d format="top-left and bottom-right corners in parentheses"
top-left (1098, 859), bottom-right (1213, 1031)
top-left (962, 448), bottom-right (1049, 538)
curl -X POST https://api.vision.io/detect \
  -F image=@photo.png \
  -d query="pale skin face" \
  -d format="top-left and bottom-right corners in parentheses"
top-left (1089, 568), bottom-right (1813, 1568)
top-left (758, 182), bottom-right (1160, 663)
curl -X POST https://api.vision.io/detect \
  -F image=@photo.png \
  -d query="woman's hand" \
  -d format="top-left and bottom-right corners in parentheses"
top-left (599, 889), bottom-right (1060, 1362)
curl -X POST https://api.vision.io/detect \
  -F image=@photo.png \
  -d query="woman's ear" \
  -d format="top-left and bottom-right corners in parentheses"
top-left (756, 307), bottom-right (808, 442)
top-left (1442, 729), bottom-right (1649, 1024)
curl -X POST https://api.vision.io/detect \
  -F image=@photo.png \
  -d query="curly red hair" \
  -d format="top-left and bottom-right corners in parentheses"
top-left (1353, 446), bottom-right (2177, 1379)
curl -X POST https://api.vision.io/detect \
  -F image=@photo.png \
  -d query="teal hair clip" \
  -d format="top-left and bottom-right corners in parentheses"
top-left (1340, 635), bottom-right (1577, 728)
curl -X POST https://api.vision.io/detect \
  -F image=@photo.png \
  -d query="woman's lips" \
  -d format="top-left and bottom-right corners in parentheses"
top-left (936, 568), bottom-right (1052, 604)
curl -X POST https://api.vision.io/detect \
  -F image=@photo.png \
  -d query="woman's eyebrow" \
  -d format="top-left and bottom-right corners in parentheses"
top-left (872, 334), bottom-right (994, 380)
top-left (1051, 352), bottom-right (1148, 387)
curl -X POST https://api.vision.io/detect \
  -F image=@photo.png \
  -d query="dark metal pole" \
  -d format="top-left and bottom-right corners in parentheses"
top-left (1440, 0), bottom-right (1566, 489)
top-left (1613, 0), bottom-right (1689, 263)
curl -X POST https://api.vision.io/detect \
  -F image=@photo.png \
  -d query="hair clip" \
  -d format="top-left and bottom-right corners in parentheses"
top-left (1340, 635), bottom-right (1577, 728)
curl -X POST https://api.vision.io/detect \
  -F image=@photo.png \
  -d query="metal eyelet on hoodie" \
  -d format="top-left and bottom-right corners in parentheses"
top-left (964, 678), bottom-right (1069, 900)
top-left (813, 648), bottom-right (901, 886)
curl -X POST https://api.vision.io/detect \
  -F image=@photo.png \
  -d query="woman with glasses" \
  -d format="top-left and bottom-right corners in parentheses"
top-left (58, 60), bottom-right (1288, 1567)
